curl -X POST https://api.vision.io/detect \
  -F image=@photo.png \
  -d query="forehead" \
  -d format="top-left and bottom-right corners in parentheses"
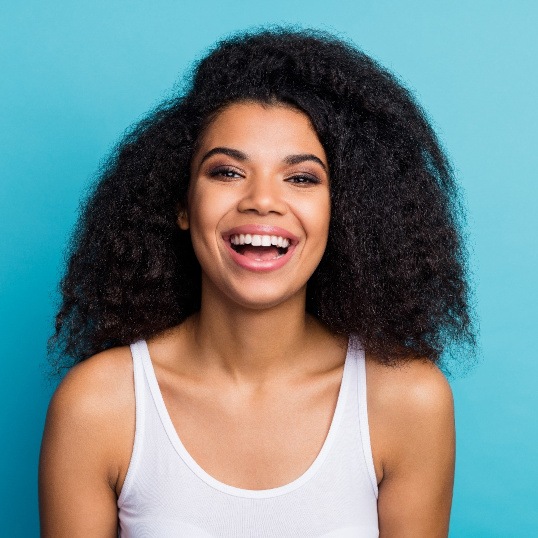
top-left (195, 101), bottom-right (327, 163)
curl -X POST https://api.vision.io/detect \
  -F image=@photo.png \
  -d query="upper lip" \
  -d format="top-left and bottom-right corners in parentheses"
top-left (223, 225), bottom-right (299, 245)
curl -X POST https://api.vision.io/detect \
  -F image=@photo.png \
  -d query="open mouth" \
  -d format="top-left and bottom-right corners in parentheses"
top-left (229, 233), bottom-right (290, 261)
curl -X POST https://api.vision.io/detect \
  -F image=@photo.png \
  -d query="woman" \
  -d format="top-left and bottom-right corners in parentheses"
top-left (40, 29), bottom-right (474, 536)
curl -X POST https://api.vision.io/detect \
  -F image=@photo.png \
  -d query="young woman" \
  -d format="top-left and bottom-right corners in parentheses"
top-left (39, 29), bottom-right (474, 537)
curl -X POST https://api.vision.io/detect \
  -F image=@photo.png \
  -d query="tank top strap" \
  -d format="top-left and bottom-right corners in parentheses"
top-left (117, 340), bottom-right (149, 507)
top-left (351, 336), bottom-right (378, 498)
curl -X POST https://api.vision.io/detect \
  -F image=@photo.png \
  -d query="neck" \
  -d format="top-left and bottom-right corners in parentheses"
top-left (188, 282), bottom-right (319, 382)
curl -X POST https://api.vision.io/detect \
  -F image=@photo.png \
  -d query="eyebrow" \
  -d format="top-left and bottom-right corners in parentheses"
top-left (199, 147), bottom-right (247, 164)
top-left (198, 147), bottom-right (328, 172)
top-left (283, 153), bottom-right (327, 172)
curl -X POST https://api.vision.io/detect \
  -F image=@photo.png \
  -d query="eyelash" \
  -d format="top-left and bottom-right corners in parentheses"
top-left (209, 167), bottom-right (243, 179)
top-left (286, 174), bottom-right (321, 185)
top-left (208, 167), bottom-right (322, 185)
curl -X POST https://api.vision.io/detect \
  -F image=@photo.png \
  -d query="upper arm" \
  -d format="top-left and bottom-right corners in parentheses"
top-left (368, 360), bottom-right (455, 538)
top-left (39, 350), bottom-right (134, 537)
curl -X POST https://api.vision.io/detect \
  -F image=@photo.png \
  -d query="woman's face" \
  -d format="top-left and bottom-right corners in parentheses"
top-left (182, 101), bottom-right (330, 310)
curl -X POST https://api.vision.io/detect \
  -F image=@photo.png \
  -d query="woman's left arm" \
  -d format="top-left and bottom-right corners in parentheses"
top-left (368, 359), bottom-right (455, 538)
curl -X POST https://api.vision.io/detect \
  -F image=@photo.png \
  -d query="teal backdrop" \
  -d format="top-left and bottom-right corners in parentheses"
top-left (1, 1), bottom-right (537, 535)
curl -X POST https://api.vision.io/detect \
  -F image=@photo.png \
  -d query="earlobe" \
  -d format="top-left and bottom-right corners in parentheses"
top-left (177, 210), bottom-right (189, 230)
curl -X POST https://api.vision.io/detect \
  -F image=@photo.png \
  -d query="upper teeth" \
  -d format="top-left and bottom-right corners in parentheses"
top-left (230, 234), bottom-right (290, 248)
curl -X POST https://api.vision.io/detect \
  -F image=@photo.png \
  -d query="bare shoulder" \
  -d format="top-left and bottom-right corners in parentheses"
top-left (40, 346), bottom-right (136, 535)
top-left (367, 357), bottom-right (453, 424)
top-left (366, 357), bottom-right (454, 483)
top-left (54, 345), bottom-right (134, 398)
top-left (366, 358), bottom-right (455, 536)
top-left (42, 346), bottom-right (135, 490)
top-left (48, 346), bottom-right (134, 427)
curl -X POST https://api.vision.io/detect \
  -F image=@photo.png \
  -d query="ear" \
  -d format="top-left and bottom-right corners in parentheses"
top-left (177, 209), bottom-right (189, 230)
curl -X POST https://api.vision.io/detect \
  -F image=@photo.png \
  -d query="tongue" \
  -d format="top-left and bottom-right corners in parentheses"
top-left (241, 245), bottom-right (280, 261)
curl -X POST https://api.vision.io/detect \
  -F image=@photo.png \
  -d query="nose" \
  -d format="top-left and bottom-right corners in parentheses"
top-left (237, 174), bottom-right (287, 216)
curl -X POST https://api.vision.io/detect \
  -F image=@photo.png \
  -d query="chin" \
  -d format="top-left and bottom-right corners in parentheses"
top-left (231, 294), bottom-right (296, 312)
top-left (221, 285), bottom-right (304, 312)
top-left (200, 270), bottom-right (309, 313)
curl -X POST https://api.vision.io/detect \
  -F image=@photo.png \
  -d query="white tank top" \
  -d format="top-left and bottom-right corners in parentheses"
top-left (118, 336), bottom-right (379, 537)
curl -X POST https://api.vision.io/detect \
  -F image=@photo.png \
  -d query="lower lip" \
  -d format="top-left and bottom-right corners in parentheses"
top-left (223, 241), bottom-right (296, 272)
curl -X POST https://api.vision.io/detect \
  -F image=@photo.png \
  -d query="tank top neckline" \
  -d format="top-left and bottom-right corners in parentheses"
top-left (137, 335), bottom-right (357, 499)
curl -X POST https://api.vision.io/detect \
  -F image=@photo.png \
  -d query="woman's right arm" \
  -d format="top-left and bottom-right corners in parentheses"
top-left (39, 349), bottom-right (134, 537)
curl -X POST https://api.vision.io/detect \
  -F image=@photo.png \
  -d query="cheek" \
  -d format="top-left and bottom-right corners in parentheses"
top-left (187, 184), bottom-right (231, 246)
top-left (185, 185), bottom-right (209, 250)
top-left (188, 181), bottom-right (209, 224)
top-left (315, 198), bottom-right (331, 256)
top-left (302, 193), bottom-right (331, 238)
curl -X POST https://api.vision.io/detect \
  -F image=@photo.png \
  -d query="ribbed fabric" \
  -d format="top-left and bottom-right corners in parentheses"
top-left (118, 335), bottom-right (379, 537)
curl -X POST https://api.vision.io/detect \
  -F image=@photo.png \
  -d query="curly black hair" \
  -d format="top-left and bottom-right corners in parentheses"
top-left (50, 27), bottom-right (475, 371)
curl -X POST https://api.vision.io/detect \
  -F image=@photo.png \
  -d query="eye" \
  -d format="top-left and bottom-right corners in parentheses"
top-left (286, 174), bottom-right (322, 185)
top-left (209, 166), bottom-right (243, 180)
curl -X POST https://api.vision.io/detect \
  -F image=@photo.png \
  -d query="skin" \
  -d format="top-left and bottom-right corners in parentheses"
top-left (39, 102), bottom-right (455, 537)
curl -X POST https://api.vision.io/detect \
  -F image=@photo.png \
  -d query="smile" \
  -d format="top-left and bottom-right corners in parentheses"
top-left (230, 234), bottom-right (290, 261)
top-left (223, 226), bottom-right (298, 271)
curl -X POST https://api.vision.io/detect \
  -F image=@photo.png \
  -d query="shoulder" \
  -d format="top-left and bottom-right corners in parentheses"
top-left (43, 346), bottom-right (135, 488)
top-left (40, 348), bottom-right (136, 531)
top-left (49, 346), bottom-right (134, 422)
top-left (365, 357), bottom-right (455, 482)
top-left (366, 356), bottom-right (453, 421)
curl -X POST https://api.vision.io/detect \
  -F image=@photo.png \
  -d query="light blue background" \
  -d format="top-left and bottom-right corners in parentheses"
top-left (1, 1), bottom-right (537, 535)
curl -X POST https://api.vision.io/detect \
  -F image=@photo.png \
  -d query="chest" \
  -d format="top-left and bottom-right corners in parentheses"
top-left (159, 371), bottom-right (343, 490)
top-left (118, 341), bottom-right (380, 537)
